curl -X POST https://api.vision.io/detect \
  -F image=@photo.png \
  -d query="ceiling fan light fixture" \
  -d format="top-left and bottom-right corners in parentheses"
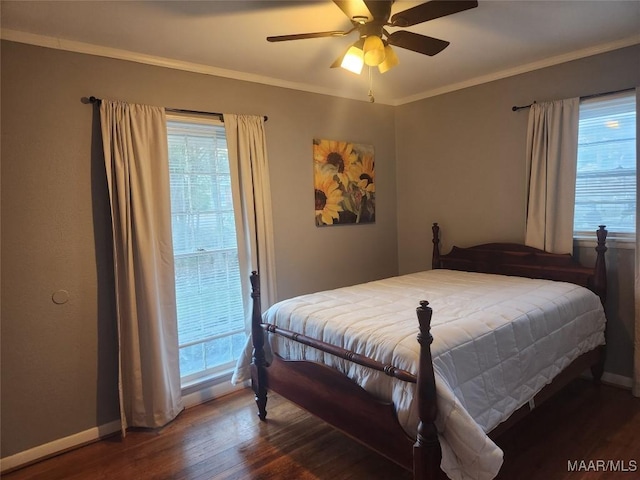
top-left (340, 43), bottom-right (365, 74)
top-left (363, 35), bottom-right (386, 66)
top-left (378, 44), bottom-right (399, 73)
top-left (269, 0), bottom-right (479, 78)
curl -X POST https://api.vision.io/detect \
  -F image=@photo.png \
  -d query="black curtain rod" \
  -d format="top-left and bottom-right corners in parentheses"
top-left (511, 87), bottom-right (635, 112)
top-left (511, 102), bottom-right (534, 112)
top-left (87, 96), bottom-right (268, 122)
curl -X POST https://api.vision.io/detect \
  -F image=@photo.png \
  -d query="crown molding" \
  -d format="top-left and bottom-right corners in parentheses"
top-left (393, 35), bottom-right (640, 106)
top-left (2, 28), bottom-right (639, 107)
top-left (0, 29), bottom-right (372, 103)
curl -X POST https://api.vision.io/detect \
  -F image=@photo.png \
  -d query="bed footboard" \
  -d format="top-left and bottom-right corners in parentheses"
top-left (249, 272), bottom-right (442, 478)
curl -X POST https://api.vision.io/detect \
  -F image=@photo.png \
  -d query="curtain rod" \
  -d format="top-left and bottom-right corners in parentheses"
top-left (511, 87), bottom-right (635, 112)
top-left (86, 96), bottom-right (268, 122)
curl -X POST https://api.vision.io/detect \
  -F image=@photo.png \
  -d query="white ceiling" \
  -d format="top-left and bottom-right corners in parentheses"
top-left (2, 0), bottom-right (639, 105)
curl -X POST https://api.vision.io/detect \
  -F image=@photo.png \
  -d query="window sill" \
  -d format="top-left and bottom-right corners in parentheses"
top-left (181, 369), bottom-right (248, 409)
top-left (181, 366), bottom-right (236, 392)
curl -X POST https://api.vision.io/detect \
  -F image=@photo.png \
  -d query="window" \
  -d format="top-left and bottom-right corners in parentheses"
top-left (574, 90), bottom-right (636, 238)
top-left (167, 115), bottom-right (247, 386)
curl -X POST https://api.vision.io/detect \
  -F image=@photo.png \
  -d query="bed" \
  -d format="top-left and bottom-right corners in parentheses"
top-left (236, 223), bottom-right (608, 480)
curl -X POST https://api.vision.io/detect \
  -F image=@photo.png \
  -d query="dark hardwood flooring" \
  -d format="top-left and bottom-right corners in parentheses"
top-left (4, 379), bottom-right (639, 480)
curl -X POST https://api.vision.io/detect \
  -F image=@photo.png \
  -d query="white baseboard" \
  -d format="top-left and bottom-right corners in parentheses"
top-left (1, 381), bottom-right (251, 474)
top-left (0, 419), bottom-right (121, 474)
top-left (601, 372), bottom-right (634, 389)
top-left (582, 370), bottom-right (634, 389)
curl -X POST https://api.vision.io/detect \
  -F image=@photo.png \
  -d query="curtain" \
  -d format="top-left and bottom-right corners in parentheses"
top-left (524, 98), bottom-right (580, 254)
top-left (634, 87), bottom-right (639, 397)
top-left (224, 114), bottom-right (277, 313)
top-left (100, 100), bottom-right (183, 434)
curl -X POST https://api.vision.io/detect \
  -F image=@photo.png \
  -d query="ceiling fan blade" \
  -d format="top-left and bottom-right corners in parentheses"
top-left (387, 31), bottom-right (450, 56)
top-left (333, 0), bottom-right (374, 22)
top-left (267, 30), bottom-right (352, 42)
top-left (391, 0), bottom-right (478, 27)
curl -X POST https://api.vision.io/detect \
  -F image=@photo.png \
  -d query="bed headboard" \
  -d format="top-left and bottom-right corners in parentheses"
top-left (431, 223), bottom-right (608, 304)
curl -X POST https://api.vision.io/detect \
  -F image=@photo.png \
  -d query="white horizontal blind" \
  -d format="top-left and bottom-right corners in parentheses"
top-left (167, 117), bottom-right (247, 384)
top-left (574, 91), bottom-right (636, 235)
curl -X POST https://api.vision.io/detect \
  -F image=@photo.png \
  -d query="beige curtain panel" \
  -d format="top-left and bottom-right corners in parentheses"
top-left (524, 98), bottom-right (580, 254)
top-left (224, 114), bottom-right (277, 312)
top-left (100, 100), bottom-right (183, 433)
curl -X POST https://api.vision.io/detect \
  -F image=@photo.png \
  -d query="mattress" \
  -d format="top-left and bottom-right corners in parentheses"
top-left (232, 269), bottom-right (606, 480)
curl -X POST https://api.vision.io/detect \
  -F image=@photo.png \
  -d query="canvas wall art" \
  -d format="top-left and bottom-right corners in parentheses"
top-left (313, 138), bottom-right (375, 226)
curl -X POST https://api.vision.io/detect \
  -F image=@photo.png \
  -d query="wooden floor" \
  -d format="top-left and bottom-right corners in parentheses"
top-left (5, 379), bottom-right (639, 480)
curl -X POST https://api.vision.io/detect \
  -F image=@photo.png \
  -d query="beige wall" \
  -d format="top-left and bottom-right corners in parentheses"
top-left (0, 40), bottom-right (398, 458)
top-left (395, 44), bottom-right (639, 379)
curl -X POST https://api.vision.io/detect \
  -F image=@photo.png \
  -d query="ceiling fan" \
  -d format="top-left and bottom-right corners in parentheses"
top-left (267, 0), bottom-right (478, 75)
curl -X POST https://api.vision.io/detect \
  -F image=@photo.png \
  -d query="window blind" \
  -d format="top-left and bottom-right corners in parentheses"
top-left (167, 119), bottom-right (246, 380)
top-left (574, 91), bottom-right (636, 235)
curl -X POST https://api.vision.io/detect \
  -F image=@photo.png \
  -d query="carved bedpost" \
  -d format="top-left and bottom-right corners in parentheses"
top-left (250, 271), bottom-right (268, 420)
top-left (413, 300), bottom-right (442, 480)
top-left (432, 223), bottom-right (441, 270)
top-left (591, 226), bottom-right (608, 383)
top-left (593, 225), bottom-right (608, 306)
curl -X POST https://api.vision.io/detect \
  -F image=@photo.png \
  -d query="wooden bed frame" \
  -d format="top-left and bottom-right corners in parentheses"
top-left (249, 223), bottom-right (608, 479)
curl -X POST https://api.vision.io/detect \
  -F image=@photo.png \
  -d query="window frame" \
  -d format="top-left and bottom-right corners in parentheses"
top-left (166, 112), bottom-right (249, 388)
top-left (573, 90), bottom-right (636, 245)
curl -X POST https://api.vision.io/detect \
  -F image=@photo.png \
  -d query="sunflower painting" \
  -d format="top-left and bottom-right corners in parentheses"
top-left (313, 138), bottom-right (375, 226)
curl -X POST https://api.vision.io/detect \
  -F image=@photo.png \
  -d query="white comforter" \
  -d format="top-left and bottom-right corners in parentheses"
top-left (233, 269), bottom-right (606, 480)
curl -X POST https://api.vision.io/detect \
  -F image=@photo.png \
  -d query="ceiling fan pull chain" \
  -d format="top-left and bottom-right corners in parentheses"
top-left (368, 67), bottom-right (375, 103)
